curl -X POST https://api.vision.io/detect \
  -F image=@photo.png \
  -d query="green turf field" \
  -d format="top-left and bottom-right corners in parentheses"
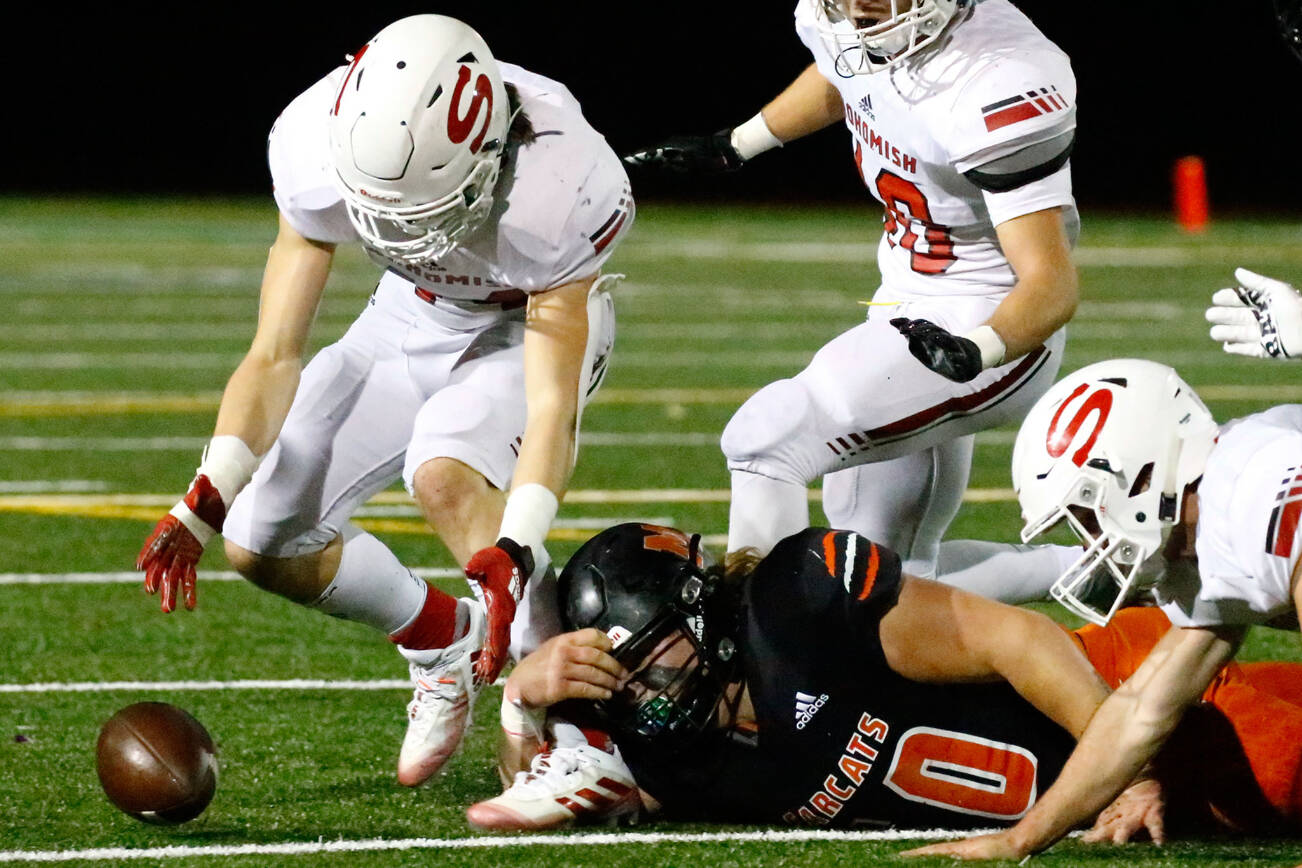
top-left (3, 197), bottom-right (1302, 866)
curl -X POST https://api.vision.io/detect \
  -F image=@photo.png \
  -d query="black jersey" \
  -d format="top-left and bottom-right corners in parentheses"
top-left (622, 529), bottom-right (1075, 829)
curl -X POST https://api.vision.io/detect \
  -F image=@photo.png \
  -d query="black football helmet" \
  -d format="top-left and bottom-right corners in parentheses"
top-left (559, 523), bottom-right (743, 752)
top-left (1279, 0), bottom-right (1302, 62)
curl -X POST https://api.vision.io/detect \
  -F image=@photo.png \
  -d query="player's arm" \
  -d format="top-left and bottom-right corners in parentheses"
top-left (464, 275), bottom-right (597, 684)
top-left (903, 623), bottom-right (1243, 862)
top-left (137, 214), bottom-right (334, 612)
top-left (891, 206), bottom-right (1077, 381)
top-left (879, 576), bottom-right (1106, 738)
top-left (495, 628), bottom-right (629, 784)
top-left (623, 64), bottom-right (842, 172)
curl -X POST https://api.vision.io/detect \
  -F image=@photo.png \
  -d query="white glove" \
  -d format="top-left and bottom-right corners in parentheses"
top-left (1206, 267), bottom-right (1302, 359)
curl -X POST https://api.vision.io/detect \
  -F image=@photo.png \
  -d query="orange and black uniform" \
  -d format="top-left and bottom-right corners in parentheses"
top-left (622, 529), bottom-right (1302, 832)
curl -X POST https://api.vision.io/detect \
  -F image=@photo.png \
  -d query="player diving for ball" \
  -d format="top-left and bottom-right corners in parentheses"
top-left (626, 0), bottom-right (1081, 600)
top-left (135, 15), bottom-right (632, 787)
top-left (464, 520), bottom-right (1302, 838)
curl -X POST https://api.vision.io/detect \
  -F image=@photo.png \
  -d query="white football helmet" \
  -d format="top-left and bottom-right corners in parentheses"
top-left (1011, 359), bottom-right (1218, 626)
top-left (329, 15), bottom-right (509, 263)
top-left (811, 0), bottom-right (967, 75)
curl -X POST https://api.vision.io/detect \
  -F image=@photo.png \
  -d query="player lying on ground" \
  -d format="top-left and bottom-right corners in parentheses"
top-left (626, 0), bottom-right (1082, 605)
top-left (463, 523), bottom-right (1302, 837)
top-left (908, 358), bottom-right (1302, 859)
top-left (135, 15), bottom-right (632, 787)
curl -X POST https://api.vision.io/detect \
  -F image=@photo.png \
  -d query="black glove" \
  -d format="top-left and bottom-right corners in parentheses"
top-left (622, 130), bottom-right (744, 173)
top-left (890, 317), bottom-right (984, 382)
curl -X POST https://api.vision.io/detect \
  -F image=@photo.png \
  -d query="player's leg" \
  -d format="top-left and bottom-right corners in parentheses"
top-left (823, 436), bottom-right (972, 579)
top-left (935, 540), bottom-right (1081, 604)
top-left (723, 295), bottom-right (1064, 562)
top-left (222, 286), bottom-right (483, 785)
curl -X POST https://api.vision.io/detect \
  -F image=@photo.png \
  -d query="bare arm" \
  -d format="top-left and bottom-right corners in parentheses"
top-left (509, 276), bottom-right (596, 497)
top-left (758, 64), bottom-right (845, 144)
top-left (880, 576), bottom-right (1108, 738)
top-left (213, 214), bottom-right (335, 452)
top-left (986, 207), bottom-right (1078, 362)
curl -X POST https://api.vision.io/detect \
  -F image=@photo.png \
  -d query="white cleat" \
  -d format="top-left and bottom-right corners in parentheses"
top-left (395, 599), bottom-right (486, 787)
top-left (466, 742), bottom-right (640, 831)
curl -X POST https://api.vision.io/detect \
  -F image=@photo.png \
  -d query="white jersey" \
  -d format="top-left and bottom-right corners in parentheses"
top-left (1158, 405), bottom-right (1302, 628)
top-left (268, 62), bottom-right (633, 302)
top-left (794, 0), bottom-right (1079, 299)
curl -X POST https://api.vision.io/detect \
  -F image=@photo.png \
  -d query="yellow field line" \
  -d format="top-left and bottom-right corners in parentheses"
top-left (0, 487), bottom-right (1018, 529)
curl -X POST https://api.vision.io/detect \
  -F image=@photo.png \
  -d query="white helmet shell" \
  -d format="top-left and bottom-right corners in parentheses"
top-left (1011, 359), bottom-right (1218, 625)
top-left (811, 0), bottom-right (966, 75)
top-left (329, 15), bottom-right (509, 262)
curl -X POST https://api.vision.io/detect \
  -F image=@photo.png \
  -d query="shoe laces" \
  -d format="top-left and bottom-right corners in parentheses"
top-left (509, 746), bottom-right (598, 797)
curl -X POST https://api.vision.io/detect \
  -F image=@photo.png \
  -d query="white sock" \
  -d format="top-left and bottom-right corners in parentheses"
top-left (308, 525), bottom-right (429, 634)
top-left (727, 470), bottom-right (810, 556)
top-left (934, 540), bottom-right (1079, 605)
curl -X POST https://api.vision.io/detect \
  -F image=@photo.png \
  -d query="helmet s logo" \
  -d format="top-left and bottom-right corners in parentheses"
top-left (1046, 384), bottom-right (1113, 467)
top-left (447, 65), bottom-right (494, 153)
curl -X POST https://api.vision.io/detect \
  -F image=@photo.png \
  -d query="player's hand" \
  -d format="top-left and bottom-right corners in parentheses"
top-left (900, 830), bottom-right (1028, 861)
top-left (1206, 267), bottom-right (1302, 359)
top-left (890, 317), bottom-right (984, 382)
top-left (465, 537), bottom-right (534, 686)
top-left (1082, 778), bottom-right (1166, 845)
top-left (136, 475), bottom-right (227, 613)
top-left (622, 130), bottom-right (744, 174)
top-left (507, 629), bottom-right (630, 709)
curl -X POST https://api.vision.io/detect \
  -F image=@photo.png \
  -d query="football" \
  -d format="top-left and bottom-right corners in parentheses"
top-left (95, 702), bottom-right (218, 824)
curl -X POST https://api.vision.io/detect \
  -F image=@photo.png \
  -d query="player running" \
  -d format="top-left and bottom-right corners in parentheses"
top-left (135, 15), bottom-right (632, 787)
top-left (908, 358), bottom-right (1302, 858)
top-left (626, 0), bottom-right (1080, 599)
top-left (466, 522), bottom-right (1302, 836)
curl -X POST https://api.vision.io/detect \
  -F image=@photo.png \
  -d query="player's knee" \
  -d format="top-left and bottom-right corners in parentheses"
top-left (721, 379), bottom-right (807, 461)
top-left (412, 457), bottom-right (494, 531)
top-left (721, 379), bottom-right (814, 479)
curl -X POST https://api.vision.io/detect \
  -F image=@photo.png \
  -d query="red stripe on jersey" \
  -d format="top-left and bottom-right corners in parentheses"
top-left (858, 543), bottom-right (880, 601)
top-left (592, 211), bottom-right (628, 254)
top-left (984, 101), bottom-right (1041, 132)
top-left (1274, 499), bottom-right (1302, 557)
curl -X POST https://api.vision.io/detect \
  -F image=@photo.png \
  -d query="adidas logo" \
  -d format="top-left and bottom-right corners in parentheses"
top-left (795, 691), bottom-right (829, 730)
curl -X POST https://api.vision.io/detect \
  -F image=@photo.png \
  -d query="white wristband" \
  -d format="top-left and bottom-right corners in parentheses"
top-left (963, 325), bottom-right (1007, 370)
top-left (197, 435), bottom-right (261, 506)
top-left (169, 501), bottom-right (218, 546)
top-left (499, 483), bottom-right (559, 557)
top-left (500, 690), bottom-right (546, 742)
top-left (730, 112), bottom-right (783, 161)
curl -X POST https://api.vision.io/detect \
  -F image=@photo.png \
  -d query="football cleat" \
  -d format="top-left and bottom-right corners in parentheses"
top-left (396, 599), bottom-right (486, 786)
top-left (466, 743), bottom-right (640, 831)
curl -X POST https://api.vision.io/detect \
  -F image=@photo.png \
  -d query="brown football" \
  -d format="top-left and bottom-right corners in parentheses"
top-left (95, 701), bottom-right (218, 824)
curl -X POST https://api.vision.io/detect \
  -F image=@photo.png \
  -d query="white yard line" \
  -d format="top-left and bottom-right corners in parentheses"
top-left (0, 433), bottom-right (724, 451)
top-left (0, 568), bottom-right (462, 586)
top-left (0, 828), bottom-right (1012, 863)
top-left (0, 679), bottom-right (411, 694)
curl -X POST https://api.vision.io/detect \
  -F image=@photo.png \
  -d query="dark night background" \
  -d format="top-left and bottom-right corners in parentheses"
top-left (13, 2), bottom-right (1302, 212)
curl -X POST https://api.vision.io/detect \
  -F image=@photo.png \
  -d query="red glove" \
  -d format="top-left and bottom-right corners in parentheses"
top-left (136, 475), bottom-right (226, 613)
top-left (464, 537), bottom-right (534, 686)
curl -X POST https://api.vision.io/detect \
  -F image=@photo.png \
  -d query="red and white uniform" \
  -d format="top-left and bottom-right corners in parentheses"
top-left (1161, 406), bottom-right (1302, 627)
top-left (224, 63), bottom-right (631, 560)
top-left (723, 0), bottom-right (1077, 575)
top-left (796, 0), bottom-right (1078, 300)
